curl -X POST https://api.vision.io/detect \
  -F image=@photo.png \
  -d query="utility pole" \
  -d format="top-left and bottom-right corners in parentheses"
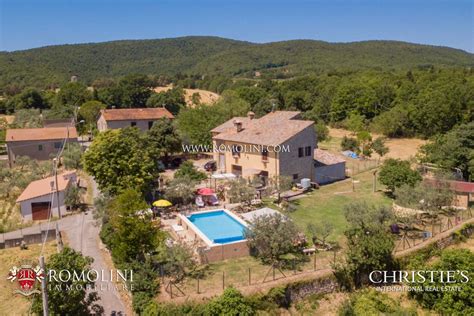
top-left (372, 170), bottom-right (377, 193)
top-left (55, 222), bottom-right (63, 253)
top-left (39, 256), bottom-right (49, 316)
top-left (53, 158), bottom-right (61, 219)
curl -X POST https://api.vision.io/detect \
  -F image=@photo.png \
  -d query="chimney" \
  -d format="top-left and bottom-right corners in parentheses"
top-left (247, 111), bottom-right (255, 120)
top-left (233, 119), bottom-right (243, 132)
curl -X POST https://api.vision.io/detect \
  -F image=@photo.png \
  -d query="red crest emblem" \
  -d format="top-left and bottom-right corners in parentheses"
top-left (7, 264), bottom-right (43, 296)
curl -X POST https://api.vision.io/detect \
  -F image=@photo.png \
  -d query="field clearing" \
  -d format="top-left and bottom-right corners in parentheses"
top-left (0, 241), bottom-right (57, 315)
top-left (0, 115), bottom-right (15, 124)
top-left (287, 170), bottom-right (392, 243)
top-left (158, 251), bottom-right (334, 302)
top-left (153, 85), bottom-right (220, 106)
top-left (326, 128), bottom-right (427, 161)
top-left (0, 199), bottom-right (28, 233)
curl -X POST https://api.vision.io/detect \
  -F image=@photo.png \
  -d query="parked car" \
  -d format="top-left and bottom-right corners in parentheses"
top-left (204, 160), bottom-right (217, 172)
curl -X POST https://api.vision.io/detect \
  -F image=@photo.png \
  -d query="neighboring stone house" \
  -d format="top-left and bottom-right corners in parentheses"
top-left (314, 149), bottom-right (346, 184)
top-left (97, 108), bottom-right (174, 132)
top-left (6, 127), bottom-right (78, 167)
top-left (16, 171), bottom-right (77, 221)
top-left (211, 111), bottom-right (316, 183)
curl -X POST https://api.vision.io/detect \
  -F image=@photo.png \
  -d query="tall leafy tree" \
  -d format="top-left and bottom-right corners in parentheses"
top-left (379, 158), bottom-right (422, 192)
top-left (176, 90), bottom-right (249, 146)
top-left (32, 247), bottom-right (103, 315)
top-left (420, 122), bottom-right (474, 181)
top-left (78, 100), bottom-right (106, 126)
top-left (117, 74), bottom-right (153, 107)
top-left (245, 213), bottom-right (300, 265)
top-left (107, 189), bottom-right (160, 263)
top-left (371, 137), bottom-right (389, 163)
top-left (146, 87), bottom-right (186, 115)
top-left (82, 127), bottom-right (159, 194)
top-left (55, 82), bottom-right (90, 107)
top-left (334, 203), bottom-right (395, 289)
top-left (6, 88), bottom-right (48, 110)
top-left (146, 118), bottom-right (181, 159)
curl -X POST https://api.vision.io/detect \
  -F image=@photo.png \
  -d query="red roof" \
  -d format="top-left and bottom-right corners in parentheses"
top-left (100, 108), bottom-right (174, 121)
top-left (424, 178), bottom-right (474, 193)
top-left (6, 127), bottom-right (78, 142)
top-left (16, 171), bottom-right (76, 202)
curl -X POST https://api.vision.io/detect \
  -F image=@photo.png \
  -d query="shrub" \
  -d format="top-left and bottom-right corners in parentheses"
top-left (204, 287), bottom-right (255, 316)
top-left (174, 161), bottom-right (207, 181)
top-left (341, 136), bottom-right (359, 152)
top-left (408, 249), bottom-right (474, 315)
top-left (132, 291), bottom-right (154, 314)
top-left (338, 288), bottom-right (416, 316)
top-left (264, 286), bottom-right (289, 308)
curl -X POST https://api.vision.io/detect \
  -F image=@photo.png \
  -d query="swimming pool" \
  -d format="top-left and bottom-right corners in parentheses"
top-left (187, 210), bottom-right (247, 244)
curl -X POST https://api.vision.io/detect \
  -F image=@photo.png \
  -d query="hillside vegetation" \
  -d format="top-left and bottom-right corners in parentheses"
top-left (1, 36), bottom-right (472, 89)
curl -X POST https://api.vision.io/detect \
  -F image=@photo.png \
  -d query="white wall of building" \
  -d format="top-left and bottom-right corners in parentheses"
top-left (314, 162), bottom-right (346, 184)
top-left (19, 191), bottom-right (68, 221)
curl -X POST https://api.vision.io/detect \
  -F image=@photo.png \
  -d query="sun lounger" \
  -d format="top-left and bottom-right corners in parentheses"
top-left (195, 195), bottom-right (205, 207)
top-left (208, 194), bottom-right (219, 206)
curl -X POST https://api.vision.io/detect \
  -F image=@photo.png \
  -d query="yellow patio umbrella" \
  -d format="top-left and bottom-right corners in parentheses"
top-left (153, 199), bottom-right (172, 207)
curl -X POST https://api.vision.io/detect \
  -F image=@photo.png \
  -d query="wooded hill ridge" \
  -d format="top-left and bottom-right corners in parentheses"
top-left (1, 36), bottom-right (473, 89)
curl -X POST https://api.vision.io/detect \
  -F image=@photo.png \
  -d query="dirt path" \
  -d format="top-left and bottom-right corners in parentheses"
top-left (394, 217), bottom-right (474, 258)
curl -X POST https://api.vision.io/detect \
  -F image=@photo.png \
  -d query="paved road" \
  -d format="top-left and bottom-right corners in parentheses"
top-left (60, 212), bottom-right (127, 315)
top-left (61, 176), bottom-right (126, 315)
top-left (10, 175), bottom-right (127, 314)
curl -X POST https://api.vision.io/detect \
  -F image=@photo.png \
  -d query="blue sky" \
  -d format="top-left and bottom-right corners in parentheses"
top-left (1, 0), bottom-right (473, 52)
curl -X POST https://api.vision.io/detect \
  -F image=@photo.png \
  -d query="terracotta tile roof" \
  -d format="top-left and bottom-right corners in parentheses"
top-left (100, 108), bottom-right (174, 121)
top-left (314, 149), bottom-right (346, 165)
top-left (211, 117), bottom-right (250, 133)
top-left (16, 171), bottom-right (76, 202)
top-left (212, 111), bottom-right (313, 146)
top-left (6, 127), bottom-right (78, 142)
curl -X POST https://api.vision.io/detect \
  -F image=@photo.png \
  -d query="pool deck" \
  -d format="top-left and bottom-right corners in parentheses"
top-left (169, 209), bottom-right (250, 263)
top-left (178, 209), bottom-right (248, 247)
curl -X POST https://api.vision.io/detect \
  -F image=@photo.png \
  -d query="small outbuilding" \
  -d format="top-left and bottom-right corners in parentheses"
top-left (16, 171), bottom-right (77, 221)
top-left (424, 178), bottom-right (474, 209)
top-left (314, 149), bottom-right (346, 185)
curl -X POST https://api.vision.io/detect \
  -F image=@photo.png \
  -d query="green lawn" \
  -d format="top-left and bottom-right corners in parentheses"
top-left (286, 170), bottom-right (392, 244)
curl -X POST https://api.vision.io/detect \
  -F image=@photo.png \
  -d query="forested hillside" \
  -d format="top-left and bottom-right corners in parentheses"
top-left (1, 36), bottom-right (472, 89)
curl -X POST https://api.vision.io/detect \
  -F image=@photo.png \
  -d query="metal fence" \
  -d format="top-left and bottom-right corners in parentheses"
top-left (164, 250), bottom-right (338, 299)
top-left (393, 209), bottom-right (473, 252)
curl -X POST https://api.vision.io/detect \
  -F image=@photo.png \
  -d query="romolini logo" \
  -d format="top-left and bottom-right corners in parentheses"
top-left (7, 264), bottom-right (44, 296)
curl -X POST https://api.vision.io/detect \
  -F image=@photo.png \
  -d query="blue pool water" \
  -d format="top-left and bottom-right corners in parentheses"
top-left (187, 210), bottom-right (247, 244)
